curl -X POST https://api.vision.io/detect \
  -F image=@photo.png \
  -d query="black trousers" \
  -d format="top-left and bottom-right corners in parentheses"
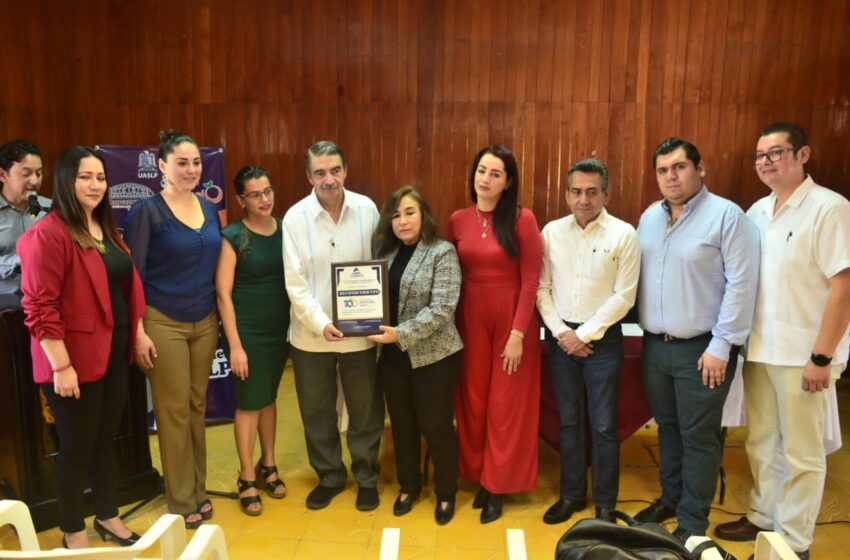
top-left (378, 345), bottom-right (461, 501)
top-left (41, 344), bottom-right (129, 532)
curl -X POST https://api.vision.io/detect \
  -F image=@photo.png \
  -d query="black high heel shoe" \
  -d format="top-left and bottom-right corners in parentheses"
top-left (93, 518), bottom-right (141, 547)
top-left (472, 487), bottom-right (491, 509)
top-left (480, 493), bottom-right (503, 524)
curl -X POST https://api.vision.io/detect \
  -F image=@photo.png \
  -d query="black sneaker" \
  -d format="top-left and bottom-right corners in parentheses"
top-left (356, 486), bottom-right (379, 511)
top-left (306, 484), bottom-right (344, 510)
top-left (672, 527), bottom-right (691, 544)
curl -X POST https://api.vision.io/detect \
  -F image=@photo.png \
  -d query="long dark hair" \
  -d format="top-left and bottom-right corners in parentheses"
top-left (232, 165), bottom-right (271, 261)
top-left (374, 186), bottom-right (439, 258)
top-left (52, 146), bottom-right (123, 253)
top-left (469, 145), bottom-right (519, 258)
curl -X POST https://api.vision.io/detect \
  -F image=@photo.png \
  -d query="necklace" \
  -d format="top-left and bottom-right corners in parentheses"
top-left (475, 206), bottom-right (490, 238)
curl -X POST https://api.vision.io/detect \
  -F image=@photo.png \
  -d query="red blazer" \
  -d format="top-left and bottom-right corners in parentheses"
top-left (17, 212), bottom-right (146, 384)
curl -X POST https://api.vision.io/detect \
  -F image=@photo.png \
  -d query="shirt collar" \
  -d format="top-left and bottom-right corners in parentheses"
top-left (569, 207), bottom-right (610, 231)
top-left (782, 174), bottom-right (815, 209)
top-left (0, 195), bottom-right (13, 211)
top-left (307, 187), bottom-right (350, 218)
top-left (761, 175), bottom-right (815, 218)
top-left (662, 184), bottom-right (708, 218)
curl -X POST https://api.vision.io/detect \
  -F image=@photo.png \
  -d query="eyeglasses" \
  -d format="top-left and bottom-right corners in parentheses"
top-left (752, 147), bottom-right (795, 164)
top-left (239, 186), bottom-right (275, 201)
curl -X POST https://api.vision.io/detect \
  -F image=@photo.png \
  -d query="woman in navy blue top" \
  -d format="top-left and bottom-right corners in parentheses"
top-left (124, 129), bottom-right (222, 529)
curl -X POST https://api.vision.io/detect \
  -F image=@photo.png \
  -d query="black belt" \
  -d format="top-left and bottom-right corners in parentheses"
top-left (565, 321), bottom-right (583, 329)
top-left (646, 331), bottom-right (711, 342)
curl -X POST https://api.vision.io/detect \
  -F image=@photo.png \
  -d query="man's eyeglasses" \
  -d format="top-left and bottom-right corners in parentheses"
top-left (752, 147), bottom-right (795, 164)
top-left (239, 186), bottom-right (275, 201)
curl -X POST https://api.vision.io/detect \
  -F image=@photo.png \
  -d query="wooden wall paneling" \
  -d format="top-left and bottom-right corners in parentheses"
top-left (608, 0), bottom-right (630, 104)
top-left (511, 0), bottom-right (531, 104)
top-left (3, 0), bottom-right (850, 230)
top-left (530, 101), bottom-right (550, 222)
top-left (193, 2), bottom-right (213, 104)
top-left (590, 0), bottom-right (609, 105)
top-left (484, 0), bottom-right (508, 103)
top-left (742, 0), bottom-right (763, 105)
top-left (571, 2), bottom-right (592, 104)
top-left (550, 2), bottom-right (574, 106)
top-left (822, 0), bottom-right (846, 105)
top-left (535, 0), bottom-right (556, 105)
top-left (673, 1), bottom-right (692, 108)
top-left (620, 102), bottom-right (640, 225)
top-left (206, 0), bottom-right (227, 105)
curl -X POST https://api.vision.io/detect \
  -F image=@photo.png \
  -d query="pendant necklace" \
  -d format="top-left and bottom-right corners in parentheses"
top-left (475, 206), bottom-right (490, 238)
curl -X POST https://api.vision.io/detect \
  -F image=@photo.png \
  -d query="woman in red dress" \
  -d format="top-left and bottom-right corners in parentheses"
top-left (448, 145), bottom-right (543, 524)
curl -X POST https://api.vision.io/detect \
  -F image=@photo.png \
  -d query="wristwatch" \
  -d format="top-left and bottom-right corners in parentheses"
top-left (810, 353), bottom-right (832, 367)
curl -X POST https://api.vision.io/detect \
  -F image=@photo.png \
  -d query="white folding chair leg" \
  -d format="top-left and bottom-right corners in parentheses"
top-left (754, 531), bottom-right (801, 560)
top-left (178, 524), bottom-right (228, 560)
top-left (0, 500), bottom-right (40, 551)
top-left (506, 528), bottom-right (527, 560)
top-left (132, 513), bottom-right (187, 560)
top-left (379, 527), bottom-right (400, 560)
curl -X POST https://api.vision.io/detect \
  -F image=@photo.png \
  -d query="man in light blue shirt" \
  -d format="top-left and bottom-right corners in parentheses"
top-left (634, 137), bottom-right (759, 543)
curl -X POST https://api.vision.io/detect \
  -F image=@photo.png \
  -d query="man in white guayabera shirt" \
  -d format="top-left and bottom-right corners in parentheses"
top-left (714, 122), bottom-right (850, 560)
top-left (282, 141), bottom-right (383, 512)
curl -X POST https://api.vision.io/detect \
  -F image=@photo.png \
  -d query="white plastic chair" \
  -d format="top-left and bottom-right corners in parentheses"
top-left (506, 528), bottom-right (527, 560)
top-left (378, 528), bottom-right (399, 560)
top-left (0, 499), bottom-right (186, 560)
top-left (0, 500), bottom-right (40, 551)
top-left (176, 525), bottom-right (228, 560)
top-left (754, 531), bottom-right (801, 560)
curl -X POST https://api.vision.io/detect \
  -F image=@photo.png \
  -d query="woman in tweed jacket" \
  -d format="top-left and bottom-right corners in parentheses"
top-left (368, 185), bottom-right (463, 525)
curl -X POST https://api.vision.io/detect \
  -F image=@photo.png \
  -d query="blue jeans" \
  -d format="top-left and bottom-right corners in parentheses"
top-left (642, 333), bottom-right (739, 534)
top-left (547, 325), bottom-right (623, 508)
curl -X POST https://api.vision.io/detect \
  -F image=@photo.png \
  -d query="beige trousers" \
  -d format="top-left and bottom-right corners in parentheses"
top-left (743, 361), bottom-right (842, 552)
top-left (143, 306), bottom-right (219, 515)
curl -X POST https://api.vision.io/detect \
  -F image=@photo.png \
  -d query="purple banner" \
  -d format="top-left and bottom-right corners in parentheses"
top-left (97, 144), bottom-right (236, 427)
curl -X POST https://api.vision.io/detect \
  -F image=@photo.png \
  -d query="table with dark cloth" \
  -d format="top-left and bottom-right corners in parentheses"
top-left (539, 333), bottom-right (652, 448)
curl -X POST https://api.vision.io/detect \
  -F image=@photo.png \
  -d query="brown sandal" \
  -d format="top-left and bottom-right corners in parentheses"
top-left (255, 462), bottom-right (287, 499)
top-left (237, 478), bottom-right (263, 516)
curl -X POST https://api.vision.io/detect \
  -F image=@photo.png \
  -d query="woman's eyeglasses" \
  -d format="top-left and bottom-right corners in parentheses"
top-left (239, 186), bottom-right (275, 201)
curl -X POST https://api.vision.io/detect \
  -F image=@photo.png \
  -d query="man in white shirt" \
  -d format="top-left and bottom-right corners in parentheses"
top-left (536, 158), bottom-right (640, 524)
top-left (282, 141), bottom-right (384, 511)
top-left (714, 122), bottom-right (850, 560)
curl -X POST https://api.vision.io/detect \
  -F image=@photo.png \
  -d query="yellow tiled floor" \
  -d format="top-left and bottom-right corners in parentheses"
top-left (6, 369), bottom-right (850, 558)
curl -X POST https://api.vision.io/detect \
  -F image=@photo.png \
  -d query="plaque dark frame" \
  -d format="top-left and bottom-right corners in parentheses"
top-left (331, 260), bottom-right (390, 337)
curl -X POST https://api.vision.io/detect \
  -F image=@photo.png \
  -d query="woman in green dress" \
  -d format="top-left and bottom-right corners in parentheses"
top-left (216, 166), bottom-right (290, 516)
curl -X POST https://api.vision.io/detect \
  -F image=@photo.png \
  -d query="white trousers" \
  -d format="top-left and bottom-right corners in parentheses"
top-left (743, 361), bottom-right (841, 552)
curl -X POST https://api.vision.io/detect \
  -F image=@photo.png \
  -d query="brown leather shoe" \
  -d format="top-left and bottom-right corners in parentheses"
top-left (714, 516), bottom-right (768, 541)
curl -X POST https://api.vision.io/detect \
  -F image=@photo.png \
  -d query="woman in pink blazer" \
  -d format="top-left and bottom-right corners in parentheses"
top-left (18, 146), bottom-right (151, 549)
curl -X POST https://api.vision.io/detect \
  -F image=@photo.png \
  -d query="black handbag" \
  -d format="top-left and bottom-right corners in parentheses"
top-left (555, 510), bottom-right (735, 560)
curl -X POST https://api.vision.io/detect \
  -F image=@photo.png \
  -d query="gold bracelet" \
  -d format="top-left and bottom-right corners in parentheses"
top-left (510, 329), bottom-right (525, 340)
